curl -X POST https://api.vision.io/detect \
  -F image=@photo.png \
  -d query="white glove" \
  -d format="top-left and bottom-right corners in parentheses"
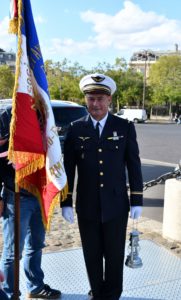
top-left (62, 207), bottom-right (74, 224)
top-left (130, 206), bottom-right (142, 219)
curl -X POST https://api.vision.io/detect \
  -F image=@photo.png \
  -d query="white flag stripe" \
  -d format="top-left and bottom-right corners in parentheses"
top-left (18, 34), bottom-right (67, 190)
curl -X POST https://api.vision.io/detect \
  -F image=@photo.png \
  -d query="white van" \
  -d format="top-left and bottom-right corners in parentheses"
top-left (115, 108), bottom-right (147, 123)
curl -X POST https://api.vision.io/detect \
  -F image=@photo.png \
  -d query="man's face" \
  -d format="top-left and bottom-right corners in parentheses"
top-left (85, 93), bottom-right (112, 121)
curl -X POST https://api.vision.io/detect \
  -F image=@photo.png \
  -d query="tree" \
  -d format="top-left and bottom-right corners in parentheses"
top-left (44, 59), bottom-right (86, 101)
top-left (44, 60), bottom-right (62, 99)
top-left (104, 59), bottom-right (143, 111)
top-left (0, 65), bottom-right (14, 98)
top-left (120, 69), bottom-right (143, 108)
top-left (149, 55), bottom-right (181, 114)
top-left (44, 57), bottom-right (144, 109)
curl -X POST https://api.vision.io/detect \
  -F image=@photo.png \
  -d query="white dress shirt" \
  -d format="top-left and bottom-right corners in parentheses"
top-left (90, 113), bottom-right (108, 136)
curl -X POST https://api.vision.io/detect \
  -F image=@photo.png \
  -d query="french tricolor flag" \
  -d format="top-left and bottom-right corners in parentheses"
top-left (8, 0), bottom-right (67, 229)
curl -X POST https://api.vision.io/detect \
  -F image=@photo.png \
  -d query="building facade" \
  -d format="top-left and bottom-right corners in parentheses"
top-left (129, 44), bottom-right (181, 77)
top-left (0, 48), bottom-right (16, 72)
top-left (129, 45), bottom-right (181, 118)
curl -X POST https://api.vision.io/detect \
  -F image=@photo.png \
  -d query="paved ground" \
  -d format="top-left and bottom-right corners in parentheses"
top-left (46, 209), bottom-right (181, 259)
top-left (19, 240), bottom-right (181, 300)
top-left (0, 203), bottom-right (180, 259)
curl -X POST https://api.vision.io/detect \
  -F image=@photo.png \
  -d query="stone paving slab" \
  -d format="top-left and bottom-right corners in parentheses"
top-left (19, 240), bottom-right (181, 300)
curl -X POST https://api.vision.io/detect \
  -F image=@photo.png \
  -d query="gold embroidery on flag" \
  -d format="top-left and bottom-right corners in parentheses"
top-left (49, 160), bottom-right (65, 178)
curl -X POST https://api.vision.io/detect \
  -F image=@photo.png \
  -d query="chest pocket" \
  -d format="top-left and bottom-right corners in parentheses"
top-left (74, 138), bottom-right (92, 151)
top-left (106, 137), bottom-right (125, 151)
top-left (108, 142), bottom-right (120, 151)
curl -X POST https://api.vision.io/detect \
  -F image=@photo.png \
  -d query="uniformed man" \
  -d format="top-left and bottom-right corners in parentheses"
top-left (61, 73), bottom-right (143, 300)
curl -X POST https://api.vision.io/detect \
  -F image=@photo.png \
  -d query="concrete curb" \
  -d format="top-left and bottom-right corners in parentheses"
top-left (145, 120), bottom-right (176, 125)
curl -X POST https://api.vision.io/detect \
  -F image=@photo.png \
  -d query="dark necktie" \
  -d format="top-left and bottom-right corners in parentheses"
top-left (95, 122), bottom-right (100, 138)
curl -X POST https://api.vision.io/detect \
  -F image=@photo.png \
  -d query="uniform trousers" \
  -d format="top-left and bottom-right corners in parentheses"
top-left (78, 214), bottom-right (128, 300)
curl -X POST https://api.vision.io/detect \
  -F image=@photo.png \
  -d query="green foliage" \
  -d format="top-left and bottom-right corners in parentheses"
top-left (88, 58), bottom-right (144, 111)
top-left (107, 64), bottom-right (143, 110)
top-left (1, 54), bottom-right (180, 114)
top-left (149, 55), bottom-right (181, 105)
top-left (0, 65), bottom-right (14, 98)
top-left (44, 59), bottom-right (85, 102)
top-left (44, 57), bottom-right (144, 110)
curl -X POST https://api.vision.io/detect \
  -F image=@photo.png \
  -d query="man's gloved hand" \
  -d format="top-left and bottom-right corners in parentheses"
top-left (62, 207), bottom-right (74, 224)
top-left (130, 206), bottom-right (142, 219)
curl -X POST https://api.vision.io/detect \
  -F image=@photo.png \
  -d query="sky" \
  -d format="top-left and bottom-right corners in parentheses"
top-left (0, 0), bottom-right (181, 69)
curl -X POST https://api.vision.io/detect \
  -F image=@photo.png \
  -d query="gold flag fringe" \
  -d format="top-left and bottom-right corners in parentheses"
top-left (15, 155), bottom-right (45, 183)
top-left (60, 182), bottom-right (68, 202)
top-left (46, 183), bottom-right (68, 230)
top-left (8, 0), bottom-right (23, 162)
top-left (46, 193), bottom-right (60, 231)
top-left (18, 179), bottom-right (49, 229)
top-left (8, 149), bottom-right (44, 165)
top-left (9, 18), bottom-right (18, 34)
top-left (19, 178), bottom-right (67, 231)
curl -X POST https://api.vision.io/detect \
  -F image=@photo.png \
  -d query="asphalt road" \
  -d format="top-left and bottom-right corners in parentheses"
top-left (135, 123), bottom-right (181, 222)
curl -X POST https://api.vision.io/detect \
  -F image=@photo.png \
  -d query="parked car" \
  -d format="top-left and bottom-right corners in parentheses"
top-left (115, 108), bottom-right (147, 123)
top-left (0, 99), bottom-right (88, 152)
top-left (51, 100), bottom-right (88, 151)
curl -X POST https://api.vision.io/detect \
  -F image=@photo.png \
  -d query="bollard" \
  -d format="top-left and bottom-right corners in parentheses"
top-left (163, 178), bottom-right (181, 242)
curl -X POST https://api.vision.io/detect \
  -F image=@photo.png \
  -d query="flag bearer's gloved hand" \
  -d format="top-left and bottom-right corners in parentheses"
top-left (62, 207), bottom-right (74, 223)
top-left (130, 206), bottom-right (142, 219)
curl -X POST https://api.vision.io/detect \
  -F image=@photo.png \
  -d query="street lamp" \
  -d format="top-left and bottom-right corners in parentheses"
top-left (136, 50), bottom-right (155, 109)
top-left (142, 55), bottom-right (147, 109)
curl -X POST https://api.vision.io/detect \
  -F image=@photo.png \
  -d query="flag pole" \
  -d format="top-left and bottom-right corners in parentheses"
top-left (14, 183), bottom-right (20, 300)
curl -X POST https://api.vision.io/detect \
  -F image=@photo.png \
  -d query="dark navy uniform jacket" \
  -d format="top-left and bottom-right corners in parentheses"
top-left (62, 113), bottom-right (143, 222)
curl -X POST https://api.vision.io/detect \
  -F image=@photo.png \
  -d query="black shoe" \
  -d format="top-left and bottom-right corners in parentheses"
top-left (88, 290), bottom-right (102, 299)
top-left (27, 284), bottom-right (61, 299)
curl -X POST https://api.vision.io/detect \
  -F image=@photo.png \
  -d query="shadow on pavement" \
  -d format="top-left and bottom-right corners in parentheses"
top-left (141, 164), bottom-right (174, 183)
top-left (143, 198), bottom-right (163, 208)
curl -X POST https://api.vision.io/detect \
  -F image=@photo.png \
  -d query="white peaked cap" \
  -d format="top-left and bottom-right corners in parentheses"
top-left (79, 73), bottom-right (117, 95)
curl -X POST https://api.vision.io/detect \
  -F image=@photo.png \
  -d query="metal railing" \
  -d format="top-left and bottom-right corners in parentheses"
top-left (143, 163), bottom-right (181, 190)
top-left (127, 161), bottom-right (181, 191)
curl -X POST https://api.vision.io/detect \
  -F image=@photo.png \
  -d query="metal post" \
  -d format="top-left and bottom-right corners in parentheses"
top-left (14, 183), bottom-right (20, 300)
top-left (142, 55), bottom-right (147, 109)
